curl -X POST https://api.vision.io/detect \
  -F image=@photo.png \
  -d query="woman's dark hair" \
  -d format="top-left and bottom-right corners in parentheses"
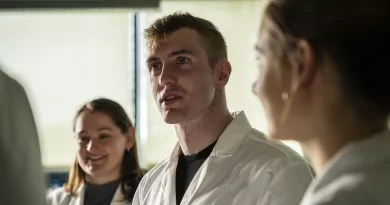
top-left (263, 0), bottom-right (390, 121)
top-left (65, 98), bottom-right (144, 202)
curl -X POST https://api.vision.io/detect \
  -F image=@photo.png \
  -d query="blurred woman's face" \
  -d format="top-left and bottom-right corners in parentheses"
top-left (74, 111), bottom-right (134, 184)
top-left (252, 19), bottom-right (294, 140)
top-left (253, 17), bottom-right (322, 142)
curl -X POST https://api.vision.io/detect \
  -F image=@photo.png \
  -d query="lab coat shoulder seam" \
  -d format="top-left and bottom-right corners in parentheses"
top-left (247, 129), bottom-right (305, 162)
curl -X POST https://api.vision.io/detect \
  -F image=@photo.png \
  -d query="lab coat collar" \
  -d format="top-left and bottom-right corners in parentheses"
top-left (314, 130), bottom-right (390, 191)
top-left (212, 111), bottom-right (252, 156)
top-left (165, 111), bottom-right (252, 204)
top-left (170, 111), bottom-right (252, 159)
top-left (111, 184), bottom-right (126, 203)
top-left (71, 185), bottom-right (85, 205)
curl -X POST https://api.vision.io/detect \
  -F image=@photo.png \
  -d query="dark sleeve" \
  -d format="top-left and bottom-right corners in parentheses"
top-left (0, 71), bottom-right (47, 205)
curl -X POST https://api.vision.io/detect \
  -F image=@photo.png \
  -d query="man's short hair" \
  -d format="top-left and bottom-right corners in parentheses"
top-left (144, 12), bottom-right (228, 67)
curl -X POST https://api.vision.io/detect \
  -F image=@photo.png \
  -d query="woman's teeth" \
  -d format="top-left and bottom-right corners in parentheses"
top-left (87, 156), bottom-right (105, 161)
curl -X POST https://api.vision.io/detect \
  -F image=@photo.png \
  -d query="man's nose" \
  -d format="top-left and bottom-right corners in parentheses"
top-left (159, 66), bottom-right (177, 86)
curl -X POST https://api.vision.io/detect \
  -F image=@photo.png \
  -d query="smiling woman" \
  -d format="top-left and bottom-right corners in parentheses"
top-left (47, 98), bottom-right (144, 205)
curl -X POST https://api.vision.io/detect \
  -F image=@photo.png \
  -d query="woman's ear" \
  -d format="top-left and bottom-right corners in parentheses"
top-left (125, 126), bottom-right (135, 151)
top-left (293, 40), bottom-right (316, 91)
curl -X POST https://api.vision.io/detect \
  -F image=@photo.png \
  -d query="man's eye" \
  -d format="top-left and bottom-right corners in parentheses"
top-left (149, 62), bottom-right (162, 70)
top-left (177, 57), bottom-right (190, 64)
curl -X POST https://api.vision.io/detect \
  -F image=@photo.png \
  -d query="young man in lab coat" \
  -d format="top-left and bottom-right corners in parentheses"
top-left (133, 12), bottom-right (313, 205)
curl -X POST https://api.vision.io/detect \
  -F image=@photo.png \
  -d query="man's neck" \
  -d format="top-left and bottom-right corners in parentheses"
top-left (174, 106), bottom-right (233, 156)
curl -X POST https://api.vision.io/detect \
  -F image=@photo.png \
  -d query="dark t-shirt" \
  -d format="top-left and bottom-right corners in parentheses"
top-left (84, 179), bottom-right (120, 205)
top-left (175, 140), bottom-right (217, 204)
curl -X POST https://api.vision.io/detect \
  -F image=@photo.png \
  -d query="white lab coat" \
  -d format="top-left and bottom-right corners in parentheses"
top-left (300, 131), bottom-right (390, 205)
top-left (133, 111), bottom-right (314, 205)
top-left (47, 184), bottom-right (131, 205)
top-left (0, 70), bottom-right (46, 205)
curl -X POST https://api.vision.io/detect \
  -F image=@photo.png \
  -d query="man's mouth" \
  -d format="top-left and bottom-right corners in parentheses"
top-left (160, 91), bottom-right (183, 103)
top-left (163, 95), bottom-right (182, 102)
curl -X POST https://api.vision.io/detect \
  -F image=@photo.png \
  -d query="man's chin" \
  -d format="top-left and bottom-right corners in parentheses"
top-left (163, 116), bottom-right (183, 124)
top-left (162, 109), bottom-right (185, 124)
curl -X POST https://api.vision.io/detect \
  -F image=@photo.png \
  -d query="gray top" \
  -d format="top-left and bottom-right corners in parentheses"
top-left (84, 179), bottom-right (121, 205)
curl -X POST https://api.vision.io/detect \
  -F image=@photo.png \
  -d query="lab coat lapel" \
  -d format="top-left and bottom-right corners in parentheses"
top-left (111, 184), bottom-right (130, 205)
top-left (180, 153), bottom-right (238, 205)
top-left (163, 143), bottom-right (181, 205)
top-left (68, 185), bottom-right (85, 205)
top-left (179, 155), bottom-right (211, 205)
top-left (180, 111), bottom-right (252, 204)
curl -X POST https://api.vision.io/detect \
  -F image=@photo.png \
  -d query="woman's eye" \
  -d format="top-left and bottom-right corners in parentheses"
top-left (78, 136), bottom-right (89, 143)
top-left (99, 134), bottom-right (110, 140)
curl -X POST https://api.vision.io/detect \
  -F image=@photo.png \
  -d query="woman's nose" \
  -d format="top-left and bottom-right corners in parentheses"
top-left (86, 139), bottom-right (99, 151)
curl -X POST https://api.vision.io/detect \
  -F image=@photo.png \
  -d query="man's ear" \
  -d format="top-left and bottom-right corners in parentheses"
top-left (214, 60), bottom-right (232, 89)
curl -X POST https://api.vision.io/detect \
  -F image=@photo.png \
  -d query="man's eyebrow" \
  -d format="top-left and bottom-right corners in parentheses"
top-left (146, 56), bottom-right (159, 64)
top-left (168, 49), bottom-right (195, 57)
top-left (146, 49), bottom-right (195, 64)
